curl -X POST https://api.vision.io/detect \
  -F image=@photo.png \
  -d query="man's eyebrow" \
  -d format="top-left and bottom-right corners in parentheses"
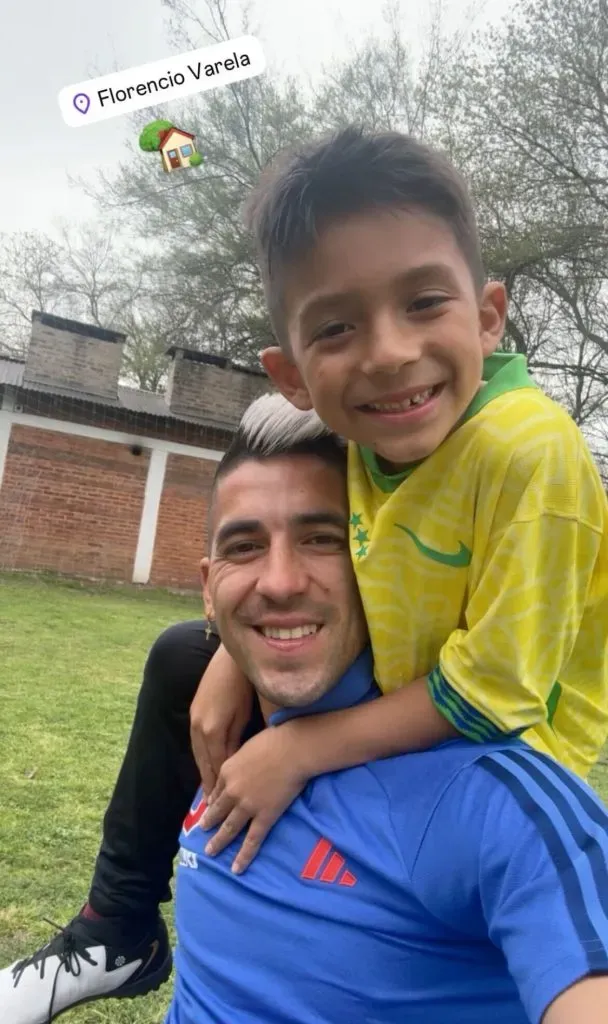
top-left (214, 519), bottom-right (262, 548)
top-left (214, 511), bottom-right (346, 548)
top-left (297, 262), bottom-right (460, 322)
top-left (291, 512), bottom-right (347, 530)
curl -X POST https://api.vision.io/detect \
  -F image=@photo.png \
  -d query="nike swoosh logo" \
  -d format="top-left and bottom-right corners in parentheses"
top-left (395, 524), bottom-right (472, 567)
top-left (141, 939), bottom-right (160, 974)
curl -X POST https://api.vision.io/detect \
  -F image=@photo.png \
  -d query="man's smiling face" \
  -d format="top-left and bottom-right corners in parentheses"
top-left (201, 454), bottom-right (368, 708)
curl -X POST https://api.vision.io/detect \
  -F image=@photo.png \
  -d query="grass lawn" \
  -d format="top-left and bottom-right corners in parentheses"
top-left (1, 572), bottom-right (608, 1024)
top-left (0, 572), bottom-right (202, 1023)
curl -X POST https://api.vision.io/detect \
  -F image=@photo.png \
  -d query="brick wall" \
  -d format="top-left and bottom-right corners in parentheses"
top-left (166, 350), bottom-right (272, 427)
top-left (23, 313), bottom-right (125, 401)
top-left (150, 452), bottom-right (217, 589)
top-left (0, 425), bottom-right (149, 580)
top-left (0, 315), bottom-right (269, 591)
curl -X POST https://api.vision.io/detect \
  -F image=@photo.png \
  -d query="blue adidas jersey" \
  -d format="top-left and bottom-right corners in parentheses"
top-left (166, 648), bottom-right (608, 1024)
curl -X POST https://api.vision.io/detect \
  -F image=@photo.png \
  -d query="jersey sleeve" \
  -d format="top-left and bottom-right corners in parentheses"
top-left (412, 746), bottom-right (608, 1024)
top-left (430, 439), bottom-right (605, 741)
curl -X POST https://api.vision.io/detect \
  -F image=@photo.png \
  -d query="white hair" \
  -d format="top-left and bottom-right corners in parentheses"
top-left (238, 391), bottom-right (341, 455)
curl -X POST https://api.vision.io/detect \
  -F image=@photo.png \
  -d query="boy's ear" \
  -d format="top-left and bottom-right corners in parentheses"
top-left (199, 557), bottom-right (214, 619)
top-left (479, 281), bottom-right (508, 357)
top-left (260, 346), bottom-right (314, 411)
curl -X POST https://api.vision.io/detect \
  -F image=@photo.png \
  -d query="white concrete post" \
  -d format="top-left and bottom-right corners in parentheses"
top-left (132, 448), bottom-right (168, 584)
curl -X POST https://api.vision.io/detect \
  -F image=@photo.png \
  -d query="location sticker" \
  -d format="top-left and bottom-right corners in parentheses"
top-left (59, 36), bottom-right (265, 127)
top-left (73, 92), bottom-right (90, 115)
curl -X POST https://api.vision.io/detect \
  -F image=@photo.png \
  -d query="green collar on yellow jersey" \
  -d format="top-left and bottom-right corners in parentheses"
top-left (359, 352), bottom-right (538, 493)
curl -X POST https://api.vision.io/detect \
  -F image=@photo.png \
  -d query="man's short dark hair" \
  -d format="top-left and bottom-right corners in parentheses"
top-left (243, 125), bottom-right (486, 349)
top-left (208, 393), bottom-right (347, 543)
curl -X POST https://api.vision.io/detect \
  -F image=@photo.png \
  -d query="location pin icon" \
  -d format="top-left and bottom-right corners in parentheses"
top-left (73, 93), bottom-right (90, 115)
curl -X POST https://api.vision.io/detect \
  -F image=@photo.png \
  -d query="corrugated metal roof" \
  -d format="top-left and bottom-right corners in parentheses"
top-left (116, 386), bottom-right (168, 417)
top-left (0, 357), bottom-right (237, 430)
top-left (117, 385), bottom-right (235, 428)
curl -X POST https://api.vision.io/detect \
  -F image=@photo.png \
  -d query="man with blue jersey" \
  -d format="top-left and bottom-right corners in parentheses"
top-left (3, 393), bottom-right (608, 1024)
top-left (166, 394), bottom-right (608, 1024)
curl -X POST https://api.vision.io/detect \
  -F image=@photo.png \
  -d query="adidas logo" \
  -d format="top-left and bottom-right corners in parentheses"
top-left (183, 795), bottom-right (208, 836)
top-left (301, 838), bottom-right (357, 886)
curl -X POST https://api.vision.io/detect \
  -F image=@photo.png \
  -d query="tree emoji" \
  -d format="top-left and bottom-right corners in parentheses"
top-left (138, 120), bottom-right (174, 152)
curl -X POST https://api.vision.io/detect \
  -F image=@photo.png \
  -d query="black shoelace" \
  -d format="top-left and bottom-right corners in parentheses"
top-left (11, 918), bottom-right (98, 1024)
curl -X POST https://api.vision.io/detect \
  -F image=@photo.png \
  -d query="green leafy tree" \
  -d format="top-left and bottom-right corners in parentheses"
top-left (189, 152), bottom-right (203, 167)
top-left (138, 119), bottom-right (174, 152)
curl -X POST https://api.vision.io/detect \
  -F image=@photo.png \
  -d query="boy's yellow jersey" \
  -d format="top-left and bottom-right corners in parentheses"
top-left (348, 353), bottom-right (608, 778)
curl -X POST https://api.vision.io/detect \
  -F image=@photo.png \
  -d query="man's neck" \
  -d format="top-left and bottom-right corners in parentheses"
top-left (258, 694), bottom-right (279, 724)
top-left (259, 647), bottom-right (376, 729)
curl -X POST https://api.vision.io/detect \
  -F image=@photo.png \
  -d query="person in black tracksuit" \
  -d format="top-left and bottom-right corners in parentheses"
top-left (2, 618), bottom-right (264, 1024)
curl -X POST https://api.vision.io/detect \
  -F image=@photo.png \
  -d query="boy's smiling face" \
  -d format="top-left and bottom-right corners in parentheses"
top-left (262, 207), bottom-right (507, 469)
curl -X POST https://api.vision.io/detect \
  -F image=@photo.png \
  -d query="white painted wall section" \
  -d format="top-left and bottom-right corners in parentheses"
top-left (132, 448), bottom-right (168, 584)
top-left (0, 387), bottom-right (15, 490)
top-left (0, 409), bottom-right (224, 462)
top-left (0, 416), bottom-right (11, 494)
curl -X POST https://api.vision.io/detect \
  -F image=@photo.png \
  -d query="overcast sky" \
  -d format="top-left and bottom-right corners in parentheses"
top-left (0, 0), bottom-right (514, 236)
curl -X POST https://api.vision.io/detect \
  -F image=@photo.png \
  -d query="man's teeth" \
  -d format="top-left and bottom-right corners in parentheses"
top-left (261, 625), bottom-right (320, 640)
top-left (368, 387), bottom-right (434, 412)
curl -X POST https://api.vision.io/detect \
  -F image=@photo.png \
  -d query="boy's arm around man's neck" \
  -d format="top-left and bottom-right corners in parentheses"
top-left (291, 676), bottom-right (460, 779)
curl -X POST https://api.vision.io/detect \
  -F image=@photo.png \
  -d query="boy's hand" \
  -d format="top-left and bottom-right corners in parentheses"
top-left (200, 724), bottom-right (310, 874)
top-left (189, 644), bottom-right (253, 800)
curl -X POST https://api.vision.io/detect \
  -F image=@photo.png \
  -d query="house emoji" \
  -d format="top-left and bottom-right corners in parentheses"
top-left (158, 127), bottom-right (198, 172)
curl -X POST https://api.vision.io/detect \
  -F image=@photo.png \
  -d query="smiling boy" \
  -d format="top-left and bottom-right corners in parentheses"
top-left (197, 126), bottom-right (608, 869)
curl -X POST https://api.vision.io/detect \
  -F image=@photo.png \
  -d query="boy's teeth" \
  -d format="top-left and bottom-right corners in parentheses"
top-left (368, 387), bottom-right (434, 412)
top-left (261, 625), bottom-right (320, 640)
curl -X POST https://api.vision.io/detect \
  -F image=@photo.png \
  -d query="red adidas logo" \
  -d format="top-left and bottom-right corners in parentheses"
top-left (301, 838), bottom-right (357, 886)
top-left (183, 795), bottom-right (208, 836)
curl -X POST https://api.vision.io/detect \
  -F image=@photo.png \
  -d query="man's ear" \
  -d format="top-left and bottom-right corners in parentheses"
top-left (199, 557), bottom-right (214, 619)
top-left (479, 281), bottom-right (508, 357)
top-left (260, 346), bottom-right (314, 411)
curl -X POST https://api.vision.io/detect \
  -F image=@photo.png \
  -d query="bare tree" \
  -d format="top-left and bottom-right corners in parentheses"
top-left (3, 0), bottom-right (606, 469)
top-left (0, 223), bottom-right (183, 391)
top-left (76, 0), bottom-right (314, 363)
top-left (0, 234), bottom-right (64, 355)
top-left (433, 0), bottom-right (608, 469)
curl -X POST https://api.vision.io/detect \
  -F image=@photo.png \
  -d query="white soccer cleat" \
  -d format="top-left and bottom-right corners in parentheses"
top-left (0, 912), bottom-right (172, 1023)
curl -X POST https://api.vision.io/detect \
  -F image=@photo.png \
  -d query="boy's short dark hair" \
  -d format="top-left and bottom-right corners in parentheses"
top-left (243, 125), bottom-right (485, 349)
